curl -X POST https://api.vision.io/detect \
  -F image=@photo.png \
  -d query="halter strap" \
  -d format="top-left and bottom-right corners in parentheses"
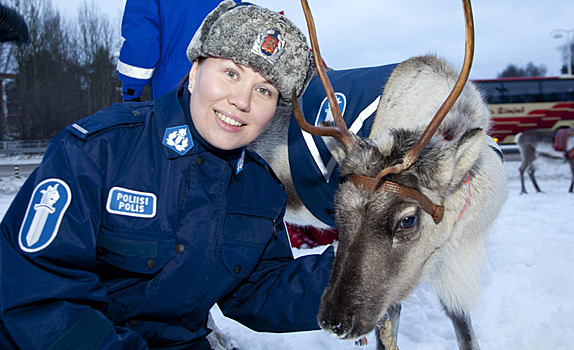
top-left (348, 174), bottom-right (444, 224)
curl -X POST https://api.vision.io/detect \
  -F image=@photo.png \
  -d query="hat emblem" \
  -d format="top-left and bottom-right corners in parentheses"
top-left (251, 28), bottom-right (285, 65)
top-left (262, 35), bottom-right (279, 54)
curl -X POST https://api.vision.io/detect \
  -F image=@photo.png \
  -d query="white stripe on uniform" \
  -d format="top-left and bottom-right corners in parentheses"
top-left (117, 60), bottom-right (155, 80)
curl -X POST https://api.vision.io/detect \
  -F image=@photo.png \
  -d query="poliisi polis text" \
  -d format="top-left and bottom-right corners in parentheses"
top-left (116, 193), bottom-right (150, 213)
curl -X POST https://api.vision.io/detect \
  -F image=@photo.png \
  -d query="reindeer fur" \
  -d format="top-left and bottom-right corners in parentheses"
top-left (250, 55), bottom-right (508, 350)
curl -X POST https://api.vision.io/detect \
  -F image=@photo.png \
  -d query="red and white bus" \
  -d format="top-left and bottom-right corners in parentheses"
top-left (473, 76), bottom-right (574, 144)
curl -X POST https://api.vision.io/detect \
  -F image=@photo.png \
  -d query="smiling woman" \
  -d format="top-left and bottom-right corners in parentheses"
top-left (188, 57), bottom-right (280, 150)
top-left (0, 1), bottom-right (337, 349)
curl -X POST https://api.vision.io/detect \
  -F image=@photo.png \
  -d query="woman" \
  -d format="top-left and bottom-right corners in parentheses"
top-left (0, 2), bottom-right (334, 349)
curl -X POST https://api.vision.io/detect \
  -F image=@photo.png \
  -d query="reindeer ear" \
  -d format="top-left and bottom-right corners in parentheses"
top-left (322, 134), bottom-right (348, 163)
top-left (447, 128), bottom-right (485, 186)
top-left (318, 121), bottom-right (360, 164)
top-left (430, 128), bottom-right (485, 190)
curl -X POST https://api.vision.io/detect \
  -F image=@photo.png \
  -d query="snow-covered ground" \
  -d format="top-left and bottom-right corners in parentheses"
top-left (0, 157), bottom-right (572, 349)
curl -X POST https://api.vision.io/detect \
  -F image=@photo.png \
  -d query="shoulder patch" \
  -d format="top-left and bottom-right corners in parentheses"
top-left (19, 179), bottom-right (72, 253)
top-left (106, 187), bottom-right (157, 218)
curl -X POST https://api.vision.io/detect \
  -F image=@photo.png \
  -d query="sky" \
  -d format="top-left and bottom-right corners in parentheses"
top-left (1, 153), bottom-right (572, 349)
top-left (49, 0), bottom-right (574, 79)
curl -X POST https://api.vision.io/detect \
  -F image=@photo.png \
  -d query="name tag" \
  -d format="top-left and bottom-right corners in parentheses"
top-left (106, 187), bottom-right (157, 218)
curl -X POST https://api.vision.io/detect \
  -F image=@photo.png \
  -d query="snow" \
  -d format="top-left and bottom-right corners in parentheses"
top-left (0, 157), bottom-right (572, 349)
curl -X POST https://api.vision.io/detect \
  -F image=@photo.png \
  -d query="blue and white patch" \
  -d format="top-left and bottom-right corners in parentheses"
top-left (19, 179), bottom-right (71, 253)
top-left (315, 92), bottom-right (347, 127)
top-left (163, 125), bottom-right (193, 155)
top-left (106, 187), bottom-right (157, 218)
top-left (236, 148), bottom-right (245, 175)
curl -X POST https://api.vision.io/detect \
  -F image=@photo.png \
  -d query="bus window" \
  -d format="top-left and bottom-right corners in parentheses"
top-left (540, 80), bottom-right (574, 102)
top-left (472, 77), bottom-right (574, 144)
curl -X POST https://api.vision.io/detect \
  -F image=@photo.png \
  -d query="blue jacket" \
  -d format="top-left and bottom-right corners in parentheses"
top-left (0, 88), bottom-right (334, 349)
top-left (117, 0), bottom-right (241, 101)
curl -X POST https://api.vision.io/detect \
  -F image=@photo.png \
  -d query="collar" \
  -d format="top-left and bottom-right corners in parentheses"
top-left (154, 87), bottom-right (246, 175)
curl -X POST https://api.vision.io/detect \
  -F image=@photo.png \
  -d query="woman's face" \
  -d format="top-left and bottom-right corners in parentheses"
top-left (188, 57), bottom-right (279, 150)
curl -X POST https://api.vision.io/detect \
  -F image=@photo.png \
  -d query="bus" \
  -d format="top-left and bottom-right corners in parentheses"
top-left (472, 76), bottom-right (574, 144)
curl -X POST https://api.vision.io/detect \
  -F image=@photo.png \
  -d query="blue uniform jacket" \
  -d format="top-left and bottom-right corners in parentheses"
top-left (117, 0), bottom-right (241, 100)
top-left (0, 89), bottom-right (334, 349)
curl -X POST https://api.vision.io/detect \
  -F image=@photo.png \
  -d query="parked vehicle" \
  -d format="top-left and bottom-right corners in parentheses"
top-left (474, 76), bottom-right (574, 144)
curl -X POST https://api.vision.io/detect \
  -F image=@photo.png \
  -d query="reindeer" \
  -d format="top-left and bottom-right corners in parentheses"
top-left (250, 0), bottom-right (508, 349)
top-left (516, 128), bottom-right (574, 194)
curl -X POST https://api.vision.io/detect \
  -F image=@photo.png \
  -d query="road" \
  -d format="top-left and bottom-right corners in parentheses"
top-left (0, 160), bottom-right (41, 178)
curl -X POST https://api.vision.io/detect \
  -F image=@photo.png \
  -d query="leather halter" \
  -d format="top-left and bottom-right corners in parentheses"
top-left (348, 174), bottom-right (444, 224)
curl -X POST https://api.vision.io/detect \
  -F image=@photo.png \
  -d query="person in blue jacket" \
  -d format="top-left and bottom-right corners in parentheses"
top-left (117, 0), bottom-right (241, 102)
top-left (0, 2), bottom-right (333, 349)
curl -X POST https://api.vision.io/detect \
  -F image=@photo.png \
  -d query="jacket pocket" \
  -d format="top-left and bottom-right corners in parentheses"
top-left (221, 204), bottom-right (282, 278)
top-left (97, 227), bottom-right (175, 274)
top-left (225, 203), bottom-right (281, 244)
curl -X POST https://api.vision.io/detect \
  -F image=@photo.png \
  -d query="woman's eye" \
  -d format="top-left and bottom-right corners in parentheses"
top-left (399, 215), bottom-right (417, 230)
top-left (257, 87), bottom-right (271, 96)
top-left (225, 70), bottom-right (238, 79)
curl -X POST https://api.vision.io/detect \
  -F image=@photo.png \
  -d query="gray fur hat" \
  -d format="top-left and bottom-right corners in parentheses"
top-left (187, 0), bottom-right (313, 105)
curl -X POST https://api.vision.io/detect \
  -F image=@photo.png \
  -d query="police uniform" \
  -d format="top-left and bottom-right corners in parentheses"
top-left (0, 88), bottom-right (334, 349)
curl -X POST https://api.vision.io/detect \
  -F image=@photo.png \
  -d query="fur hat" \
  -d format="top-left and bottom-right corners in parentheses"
top-left (187, 1), bottom-right (313, 105)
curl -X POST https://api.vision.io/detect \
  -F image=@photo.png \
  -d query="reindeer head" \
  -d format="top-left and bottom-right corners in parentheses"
top-left (294, 0), bottom-right (480, 340)
top-left (319, 126), bottom-right (485, 339)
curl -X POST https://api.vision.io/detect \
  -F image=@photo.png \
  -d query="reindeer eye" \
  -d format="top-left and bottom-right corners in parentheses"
top-left (400, 215), bottom-right (418, 230)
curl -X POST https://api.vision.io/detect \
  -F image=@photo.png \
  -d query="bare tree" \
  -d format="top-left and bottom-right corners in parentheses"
top-left (498, 62), bottom-right (547, 78)
top-left (1, 0), bottom-right (122, 141)
top-left (0, 0), bottom-right (25, 141)
top-left (7, 0), bottom-right (81, 139)
top-left (76, 1), bottom-right (121, 113)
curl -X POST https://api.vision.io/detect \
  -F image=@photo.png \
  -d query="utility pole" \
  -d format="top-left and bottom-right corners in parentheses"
top-left (551, 29), bottom-right (574, 76)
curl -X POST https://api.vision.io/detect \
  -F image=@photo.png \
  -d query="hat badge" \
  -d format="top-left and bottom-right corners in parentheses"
top-left (251, 28), bottom-right (285, 65)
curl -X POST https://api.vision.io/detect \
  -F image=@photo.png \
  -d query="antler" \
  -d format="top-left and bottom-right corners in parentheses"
top-left (292, 0), bottom-right (355, 152)
top-left (375, 0), bottom-right (475, 181)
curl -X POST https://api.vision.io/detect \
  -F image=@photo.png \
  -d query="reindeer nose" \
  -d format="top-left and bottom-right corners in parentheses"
top-left (319, 312), bottom-right (354, 339)
top-left (321, 319), bottom-right (345, 337)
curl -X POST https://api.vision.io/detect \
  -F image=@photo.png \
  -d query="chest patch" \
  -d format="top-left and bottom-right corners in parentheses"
top-left (19, 179), bottom-right (72, 253)
top-left (163, 125), bottom-right (193, 155)
top-left (106, 187), bottom-right (157, 218)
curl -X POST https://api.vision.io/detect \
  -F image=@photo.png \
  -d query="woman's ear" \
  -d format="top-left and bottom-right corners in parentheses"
top-left (188, 59), bottom-right (200, 94)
